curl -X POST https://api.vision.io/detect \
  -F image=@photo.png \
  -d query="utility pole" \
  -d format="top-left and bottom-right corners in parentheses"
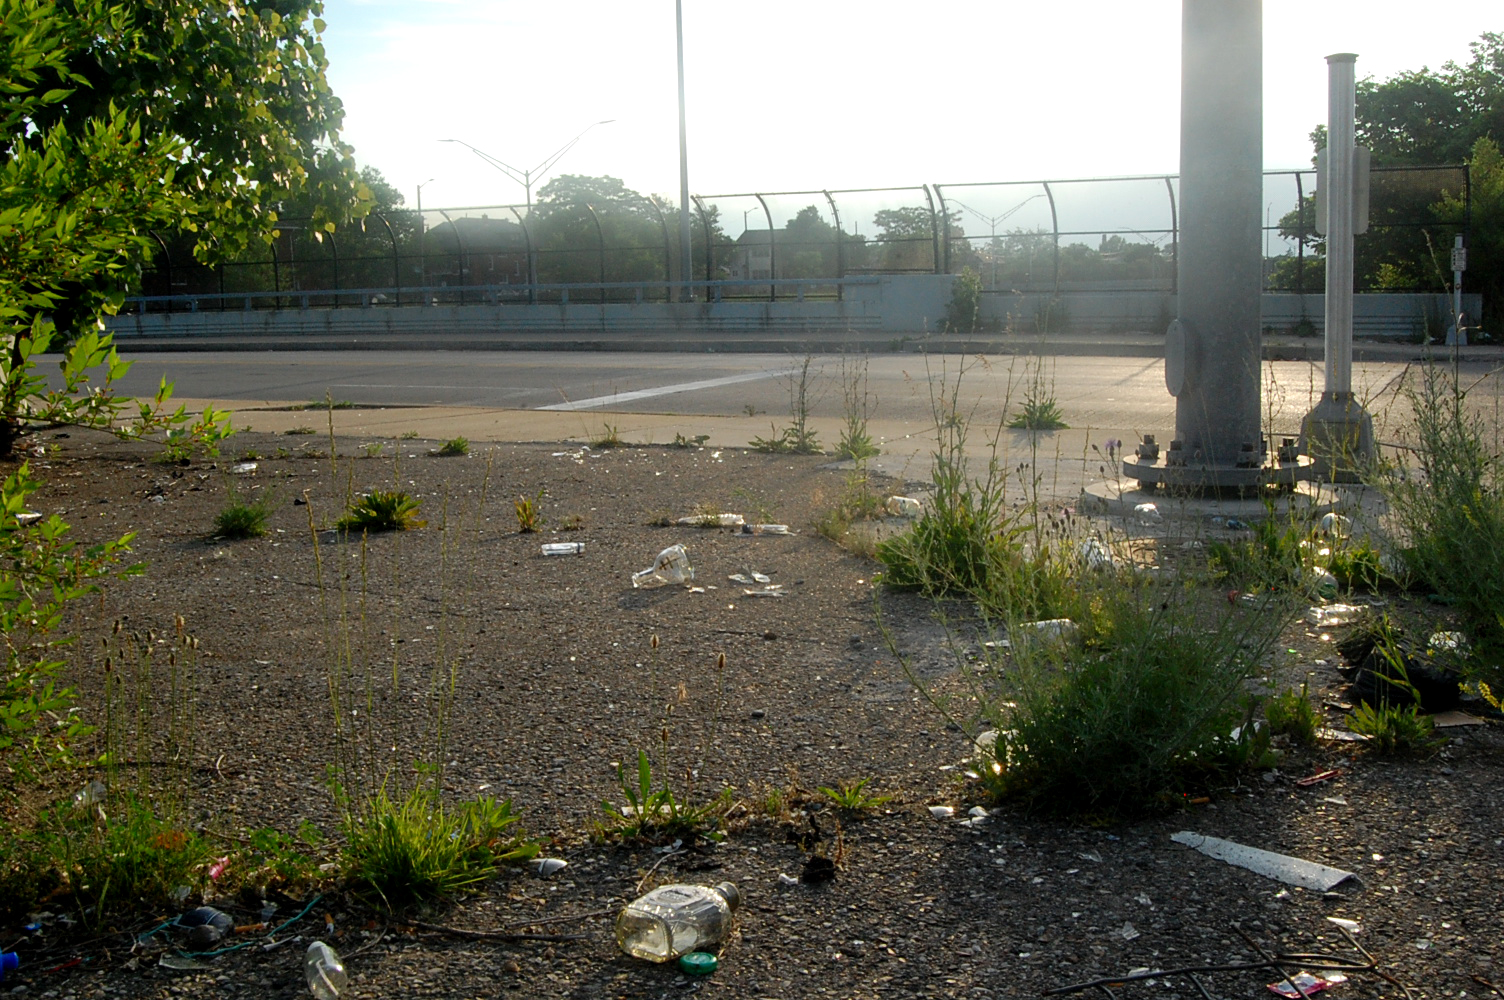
top-left (676, 0), bottom-right (693, 302)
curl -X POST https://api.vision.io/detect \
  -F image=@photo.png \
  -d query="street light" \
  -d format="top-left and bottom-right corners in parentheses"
top-left (416, 178), bottom-right (434, 289)
top-left (948, 194), bottom-right (1044, 289)
top-left (441, 121), bottom-right (615, 210)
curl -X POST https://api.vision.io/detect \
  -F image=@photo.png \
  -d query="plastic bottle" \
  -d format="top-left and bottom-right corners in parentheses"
top-left (631, 543), bottom-right (694, 588)
top-left (615, 882), bottom-right (740, 962)
top-left (305, 941), bottom-right (348, 999)
top-left (540, 542), bottom-right (584, 556)
top-left (0, 950), bottom-right (18, 982)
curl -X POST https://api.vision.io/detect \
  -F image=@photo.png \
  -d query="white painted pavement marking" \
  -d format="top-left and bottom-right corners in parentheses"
top-left (536, 368), bottom-right (797, 411)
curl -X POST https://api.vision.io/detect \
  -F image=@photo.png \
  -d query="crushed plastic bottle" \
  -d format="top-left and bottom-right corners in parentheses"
top-left (540, 542), bottom-right (584, 556)
top-left (73, 779), bottom-right (106, 807)
top-left (305, 941), bottom-right (348, 999)
top-left (885, 496), bottom-right (922, 517)
top-left (1133, 502), bottom-right (1162, 524)
top-left (741, 523), bottom-right (793, 535)
top-left (632, 543), bottom-right (694, 588)
top-left (1078, 537), bottom-right (1116, 570)
top-left (615, 882), bottom-right (740, 962)
top-left (676, 513), bottom-right (744, 528)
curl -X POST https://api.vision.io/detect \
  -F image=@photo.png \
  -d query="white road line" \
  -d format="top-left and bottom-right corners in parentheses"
top-left (537, 368), bottom-right (796, 411)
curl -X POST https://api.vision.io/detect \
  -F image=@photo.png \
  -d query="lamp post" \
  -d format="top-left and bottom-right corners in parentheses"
top-left (675, 0), bottom-right (693, 301)
top-left (948, 194), bottom-right (1043, 289)
top-left (441, 121), bottom-right (615, 210)
top-left (416, 177), bottom-right (434, 292)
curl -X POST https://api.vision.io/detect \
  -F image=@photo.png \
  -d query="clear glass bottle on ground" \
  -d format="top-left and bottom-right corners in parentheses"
top-left (615, 882), bottom-right (740, 961)
top-left (540, 542), bottom-right (584, 556)
top-left (305, 941), bottom-right (348, 999)
top-left (631, 543), bottom-right (694, 588)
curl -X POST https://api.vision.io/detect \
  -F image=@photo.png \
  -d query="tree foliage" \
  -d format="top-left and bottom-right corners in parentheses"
top-left (0, 0), bottom-right (366, 455)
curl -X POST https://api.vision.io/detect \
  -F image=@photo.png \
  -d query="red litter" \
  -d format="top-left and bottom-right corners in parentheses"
top-left (1295, 769), bottom-right (1342, 787)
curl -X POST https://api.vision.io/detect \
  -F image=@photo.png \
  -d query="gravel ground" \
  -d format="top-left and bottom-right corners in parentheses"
top-left (1, 427), bottom-right (1500, 1000)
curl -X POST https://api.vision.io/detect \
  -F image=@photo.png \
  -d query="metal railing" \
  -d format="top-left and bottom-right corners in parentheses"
top-left (134, 166), bottom-right (1470, 313)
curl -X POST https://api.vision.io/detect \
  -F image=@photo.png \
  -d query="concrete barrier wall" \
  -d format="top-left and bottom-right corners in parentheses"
top-left (109, 276), bottom-right (1476, 343)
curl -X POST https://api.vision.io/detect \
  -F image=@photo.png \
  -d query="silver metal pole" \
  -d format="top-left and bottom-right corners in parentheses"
top-left (1324, 53), bottom-right (1357, 396)
top-left (676, 0), bottom-right (693, 301)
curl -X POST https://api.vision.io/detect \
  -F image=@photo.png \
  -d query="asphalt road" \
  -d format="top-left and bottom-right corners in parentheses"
top-left (102, 350), bottom-right (1431, 435)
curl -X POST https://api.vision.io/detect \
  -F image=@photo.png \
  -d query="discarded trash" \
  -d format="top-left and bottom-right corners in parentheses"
top-left (1307, 567), bottom-right (1339, 598)
top-left (208, 856), bottom-right (231, 880)
top-left (1316, 728), bottom-right (1370, 743)
top-left (73, 779), bottom-right (106, 807)
top-left (305, 941), bottom-right (348, 999)
top-left (1226, 518), bottom-right (1250, 530)
top-left (1133, 502), bottom-right (1162, 524)
top-left (886, 496), bottom-right (922, 517)
top-left (540, 542), bottom-right (584, 556)
top-left (179, 905), bottom-right (234, 947)
top-left (532, 858), bottom-right (568, 877)
top-left (1431, 710), bottom-right (1484, 728)
top-left (1295, 769), bottom-right (1342, 787)
top-left (0, 951), bottom-right (17, 981)
top-left (229, 461), bottom-right (258, 474)
top-left (159, 955), bottom-right (212, 971)
top-left (1325, 917), bottom-right (1361, 934)
top-left (1170, 831), bottom-right (1355, 891)
top-left (741, 587), bottom-right (785, 598)
top-left (632, 543), bottom-right (694, 588)
top-left (800, 855), bottom-right (837, 884)
top-left (1012, 619), bottom-right (1080, 649)
top-left (677, 513), bottom-right (744, 528)
top-left (1269, 971), bottom-right (1347, 997)
top-left (615, 882), bottom-right (741, 962)
top-left (1319, 512), bottom-right (1352, 538)
top-left (728, 571), bottom-right (771, 585)
top-left (16, 511), bottom-right (42, 526)
top-left (1427, 630), bottom-right (1468, 653)
top-left (1307, 604), bottom-right (1367, 627)
top-left (742, 523), bottom-right (793, 535)
top-left (1078, 537), bottom-right (1116, 570)
top-left (777, 873), bottom-right (799, 887)
top-left (1119, 922), bottom-right (1141, 941)
top-left (928, 805), bottom-right (955, 819)
top-left (678, 951), bottom-right (720, 976)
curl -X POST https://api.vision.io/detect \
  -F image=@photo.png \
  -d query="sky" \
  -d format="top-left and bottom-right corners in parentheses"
top-left (320, 1), bottom-right (1499, 235)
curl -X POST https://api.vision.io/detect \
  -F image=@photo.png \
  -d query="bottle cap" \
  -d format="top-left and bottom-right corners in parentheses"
top-left (678, 951), bottom-right (718, 976)
top-left (713, 881), bottom-right (741, 910)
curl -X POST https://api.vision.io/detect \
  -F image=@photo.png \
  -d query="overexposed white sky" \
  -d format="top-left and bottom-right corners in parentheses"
top-left (321, 1), bottom-right (1499, 215)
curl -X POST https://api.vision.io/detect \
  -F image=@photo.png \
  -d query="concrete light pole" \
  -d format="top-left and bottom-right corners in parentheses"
top-left (1300, 52), bottom-right (1376, 482)
top-left (675, 0), bottom-right (694, 302)
top-left (441, 122), bottom-right (615, 210)
top-left (1124, 0), bottom-right (1309, 492)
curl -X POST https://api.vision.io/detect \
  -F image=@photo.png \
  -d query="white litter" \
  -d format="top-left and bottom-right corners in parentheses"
top-left (1170, 831), bottom-right (1355, 891)
top-left (885, 496), bottom-right (922, 517)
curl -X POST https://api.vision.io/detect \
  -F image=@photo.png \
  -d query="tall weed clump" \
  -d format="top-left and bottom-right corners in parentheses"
top-left (972, 588), bottom-right (1290, 816)
top-left (1371, 363), bottom-right (1504, 685)
top-left (876, 360), bottom-right (1073, 620)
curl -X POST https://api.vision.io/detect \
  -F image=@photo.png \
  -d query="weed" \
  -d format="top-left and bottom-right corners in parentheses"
top-left (592, 423), bottom-right (624, 449)
top-left (742, 403), bottom-right (760, 417)
top-left (672, 432), bottom-right (709, 448)
top-left (559, 513), bottom-right (586, 531)
top-left (750, 354), bottom-right (822, 455)
top-left (1007, 355), bottom-right (1068, 430)
top-left (598, 750), bottom-right (730, 843)
top-left (337, 490), bottom-right (426, 532)
top-left (1265, 676), bottom-right (1321, 745)
top-left (362, 442), bottom-right (385, 458)
top-left (214, 490), bottom-right (272, 539)
top-left (815, 467), bottom-right (885, 554)
top-left (1370, 362), bottom-right (1504, 687)
top-left (961, 589), bottom-right (1290, 816)
top-left (339, 781), bottom-right (536, 907)
top-left (238, 448), bottom-right (262, 461)
top-left (817, 777), bottom-right (893, 813)
top-left (836, 350), bottom-right (880, 460)
top-left (943, 266), bottom-right (983, 334)
top-left (284, 425), bottom-right (316, 435)
top-left (1348, 701), bottom-right (1446, 755)
top-left (436, 436), bottom-right (469, 456)
top-left (514, 490), bottom-right (543, 533)
top-left (400, 430), bottom-right (420, 440)
top-left (297, 399), bottom-right (354, 411)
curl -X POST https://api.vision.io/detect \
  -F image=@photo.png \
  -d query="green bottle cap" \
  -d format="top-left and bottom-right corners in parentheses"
top-left (678, 952), bottom-right (718, 976)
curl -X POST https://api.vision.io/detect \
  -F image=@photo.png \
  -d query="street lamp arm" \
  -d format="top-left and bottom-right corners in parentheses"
top-left (528, 119), bottom-right (616, 179)
top-left (441, 138), bottom-right (528, 187)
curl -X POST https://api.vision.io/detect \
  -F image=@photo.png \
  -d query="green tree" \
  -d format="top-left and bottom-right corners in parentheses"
top-left (529, 174), bottom-right (662, 286)
top-left (1356, 33), bottom-right (1504, 165)
top-left (1, 0), bottom-right (366, 456)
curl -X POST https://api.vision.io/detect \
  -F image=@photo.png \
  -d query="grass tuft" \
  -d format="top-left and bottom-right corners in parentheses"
top-left (337, 490), bottom-right (425, 532)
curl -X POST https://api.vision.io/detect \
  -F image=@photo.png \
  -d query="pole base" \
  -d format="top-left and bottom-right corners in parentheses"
top-left (1300, 391), bottom-right (1375, 484)
top-left (1122, 453), bottom-right (1314, 497)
